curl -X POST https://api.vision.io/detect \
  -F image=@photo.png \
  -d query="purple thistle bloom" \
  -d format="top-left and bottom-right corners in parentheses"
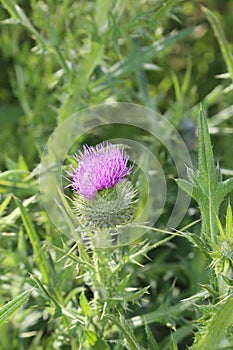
top-left (66, 142), bottom-right (133, 200)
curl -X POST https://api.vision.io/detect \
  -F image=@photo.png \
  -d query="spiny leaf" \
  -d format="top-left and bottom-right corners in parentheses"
top-left (216, 177), bottom-right (233, 203)
top-left (186, 166), bottom-right (198, 185)
top-left (191, 297), bottom-right (233, 350)
top-left (175, 179), bottom-right (193, 198)
top-left (106, 315), bottom-right (144, 350)
top-left (129, 292), bottom-right (205, 328)
top-left (177, 108), bottom-right (233, 241)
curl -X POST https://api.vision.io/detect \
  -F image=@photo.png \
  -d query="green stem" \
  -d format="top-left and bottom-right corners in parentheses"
top-left (92, 247), bottom-right (109, 301)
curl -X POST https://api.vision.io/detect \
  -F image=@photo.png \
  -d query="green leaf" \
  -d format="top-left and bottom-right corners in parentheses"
top-left (216, 177), bottom-right (233, 203)
top-left (196, 109), bottom-right (233, 238)
top-left (78, 42), bottom-right (104, 84)
top-left (94, 0), bottom-right (111, 32)
top-left (186, 166), bottom-right (197, 185)
top-left (0, 195), bottom-right (12, 217)
top-left (152, 0), bottom-right (178, 22)
top-left (192, 297), bottom-right (233, 350)
top-left (170, 333), bottom-right (178, 350)
top-left (198, 108), bottom-right (217, 194)
top-left (17, 227), bottom-right (31, 271)
top-left (1, 0), bottom-right (47, 50)
top-left (80, 291), bottom-right (91, 317)
top-left (15, 197), bottom-right (50, 284)
top-left (145, 324), bottom-right (159, 350)
top-left (175, 179), bottom-right (194, 198)
top-left (202, 6), bottom-right (233, 83)
top-left (0, 195), bottom-right (35, 229)
top-left (84, 330), bottom-right (98, 346)
top-left (160, 325), bottom-right (195, 350)
top-left (110, 286), bottom-right (149, 303)
top-left (129, 292), bottom-right (206, 328)
top-left (106, 315), bottom-right (144, 350)
top-left (84, 330), bottom-right (108, 349)
top-left (96, 27), bottom-right (194, 85)
top-left (30, 274), bottom-right (85, 324)
top-left (0, 290), bottom-right (31, 326)
top-left (225, 202), bottom-right (232, 239)
top-left (177, 108), bottom-right (233, 241)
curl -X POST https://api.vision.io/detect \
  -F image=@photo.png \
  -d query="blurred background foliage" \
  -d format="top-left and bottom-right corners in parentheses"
top-left (0, 0), bottom-right (233, 349)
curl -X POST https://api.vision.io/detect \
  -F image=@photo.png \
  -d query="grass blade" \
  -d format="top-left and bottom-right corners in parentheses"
top-left (0, 290), bottom-right (31, 326)
top-left (15, 197), bottom-right (50, 284)
top-left (202, 6), bottom-right (233, 82)
top-left (0, 195), bottom-right (12, 217)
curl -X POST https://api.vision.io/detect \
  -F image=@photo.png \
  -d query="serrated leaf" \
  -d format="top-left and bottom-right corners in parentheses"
top-left (0, 290), bottom-right (31, 326)
top-left (191, 297), bottom-right (233, 350)
top-left (107, 315), bottom-right (144, 350)
top-left (175, 179), bottom-right (193, 198)
top-left (129, 292), bottom-right (204, 328)
top-left (177, 108), bottom-right (232, 241)
top-left (110, 286), bottom-right (149, 303)
top-left (216, 177), bottom-right (233, 203)
top-left (182, 232), bottom-right (210, 259)
top-left (186, 166), bottom-right (198, 185)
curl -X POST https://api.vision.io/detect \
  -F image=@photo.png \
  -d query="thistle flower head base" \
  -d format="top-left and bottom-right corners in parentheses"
top-left (73, 179), bottom-right (137, 229)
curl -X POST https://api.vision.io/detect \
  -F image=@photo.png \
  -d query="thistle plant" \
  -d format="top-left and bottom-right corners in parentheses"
top-left (62, 141), bottom-right (148, 348)
top-left (2, 1), bottom-right (233, 349)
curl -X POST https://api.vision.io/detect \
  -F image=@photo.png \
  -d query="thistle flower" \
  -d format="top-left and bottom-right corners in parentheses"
top-left (66, 142), bottom-right (137, 228)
